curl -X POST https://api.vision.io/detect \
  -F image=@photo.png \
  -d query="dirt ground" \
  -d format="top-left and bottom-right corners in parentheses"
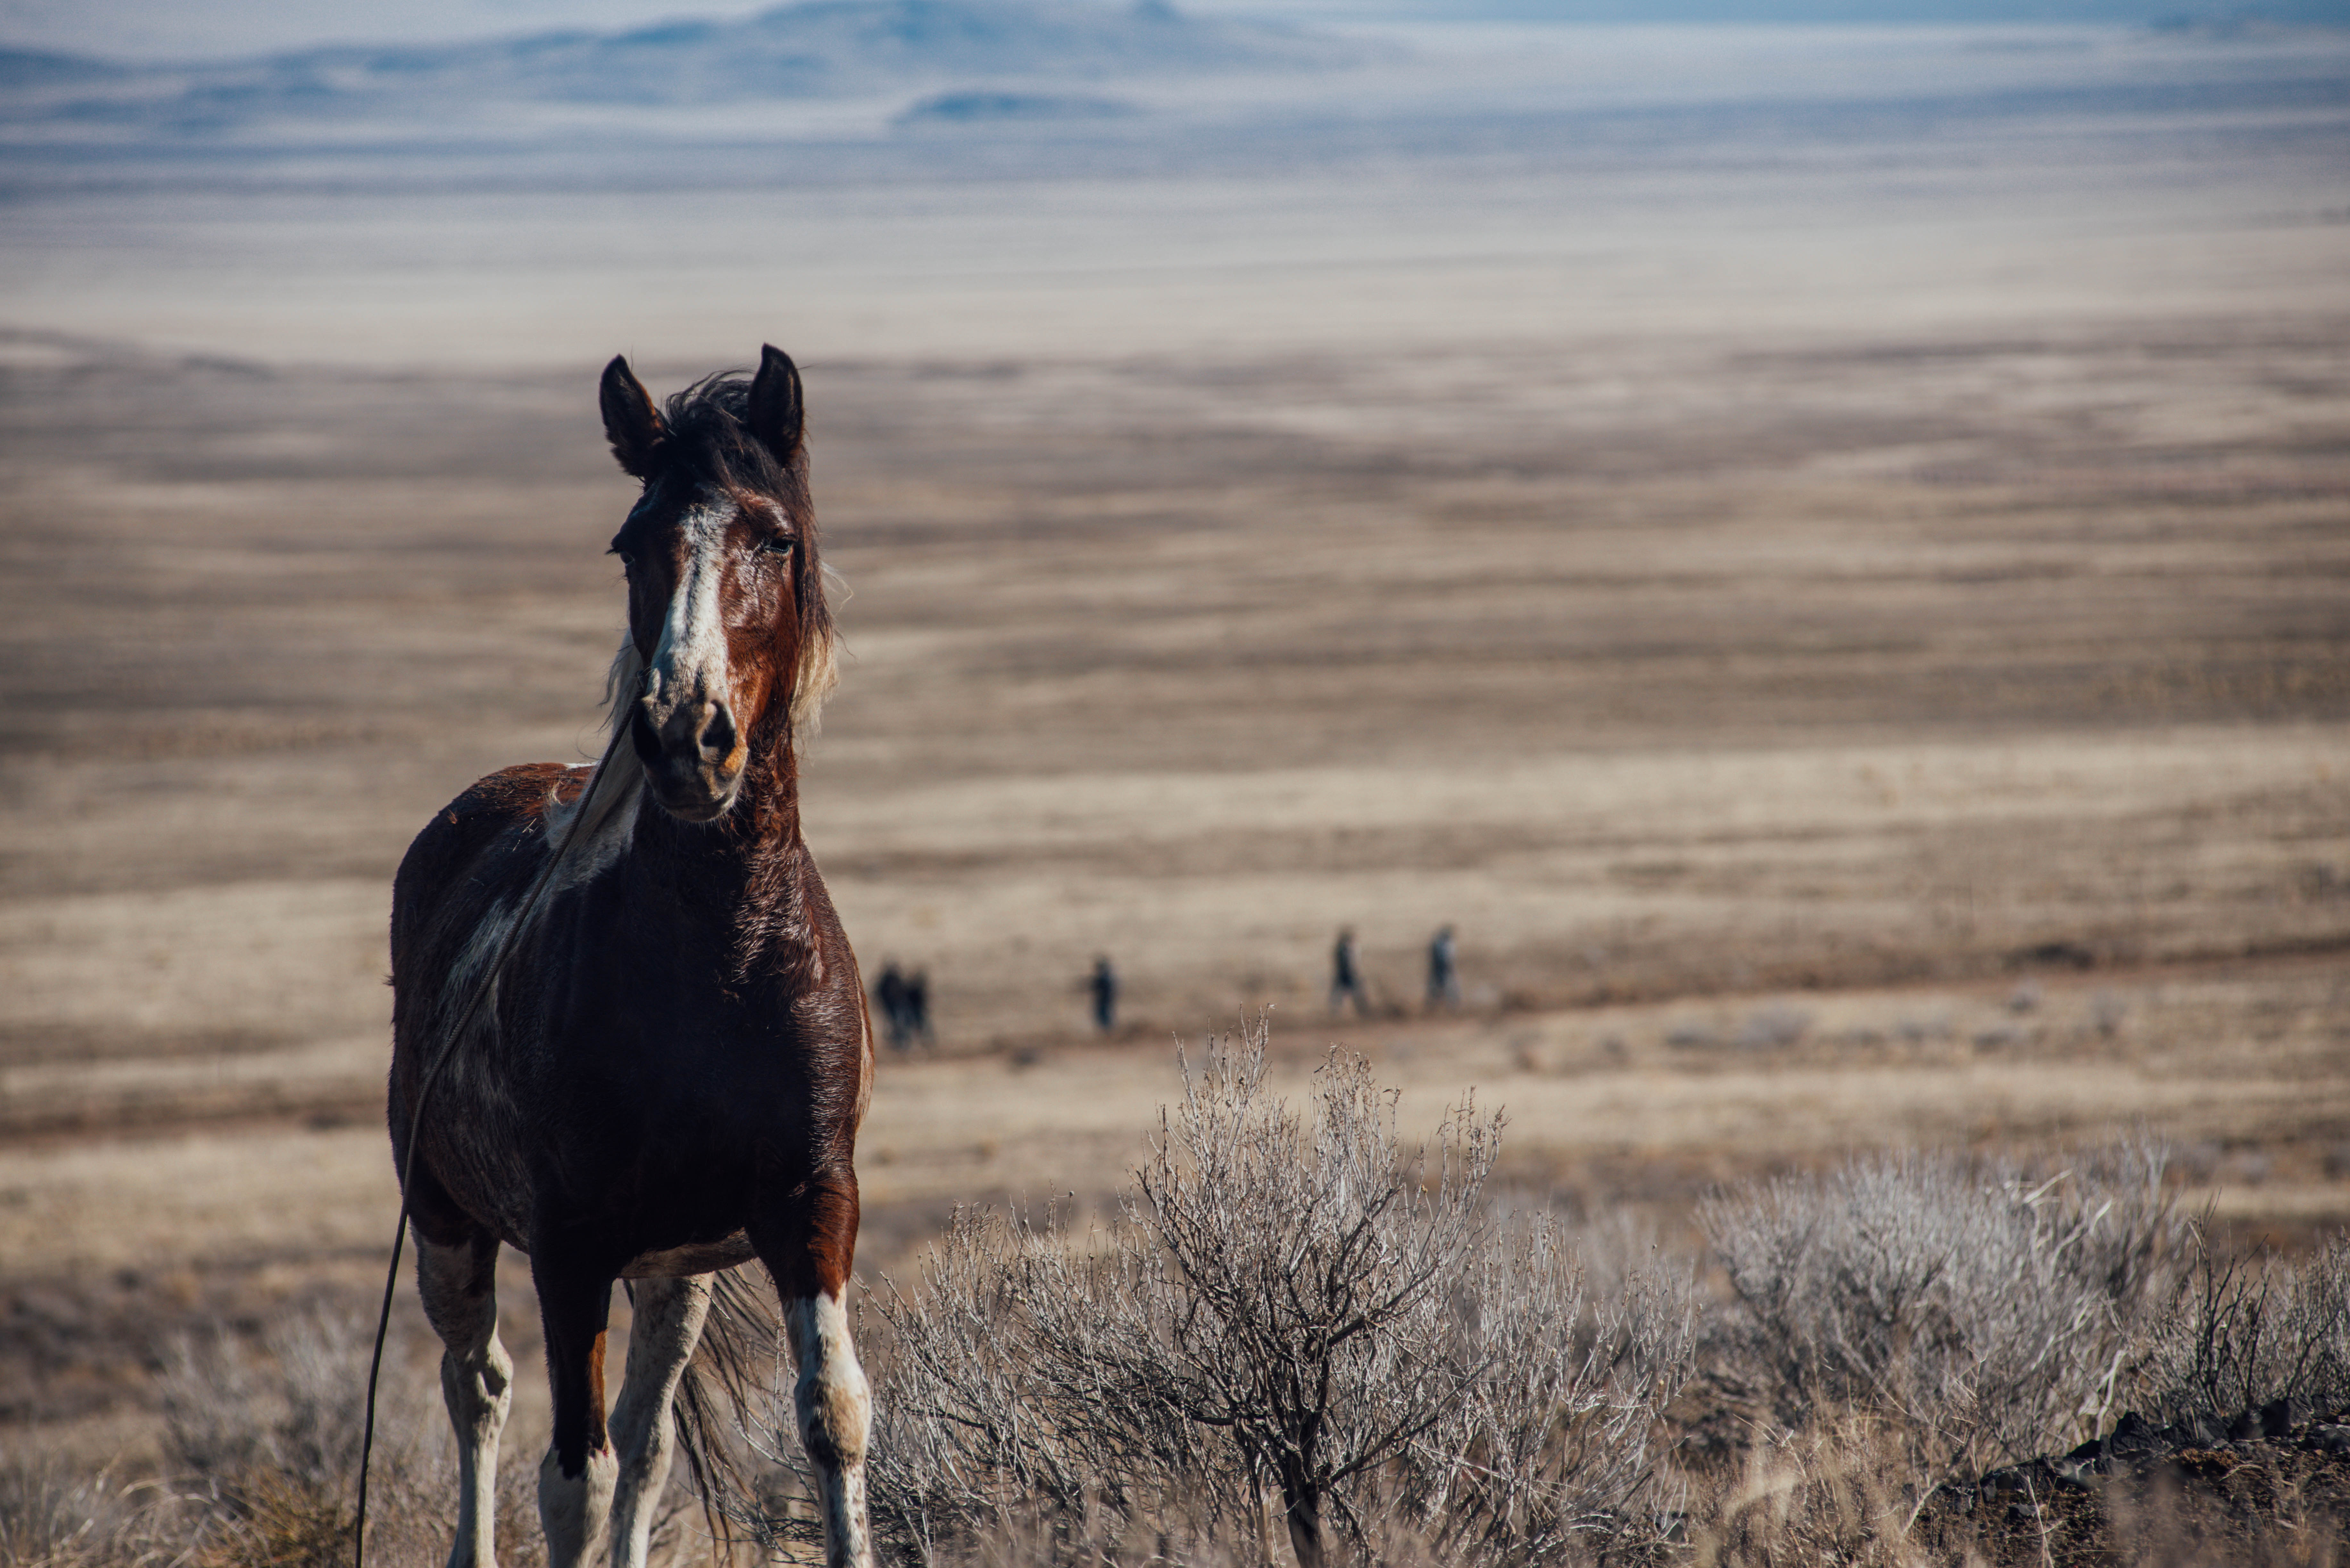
top-left (2, 29), bottom-right (2348, 1478)
top-left (4, 306), bottom-right (2346, 1470)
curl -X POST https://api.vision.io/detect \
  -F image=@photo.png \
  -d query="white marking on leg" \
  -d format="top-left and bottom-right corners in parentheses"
top-left (607, 1276), bottom-right (712, 1568)
top-left (786, 1291), bottom-right (873, 1568)
top-left (537, 1444), bottom-right (617, 1568)
top-left (442, 1337), bottom-right (513, 1568)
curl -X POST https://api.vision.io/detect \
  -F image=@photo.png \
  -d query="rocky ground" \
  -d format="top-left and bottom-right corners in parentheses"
top-left (1922, 1407), bottom-right (2350, 1566)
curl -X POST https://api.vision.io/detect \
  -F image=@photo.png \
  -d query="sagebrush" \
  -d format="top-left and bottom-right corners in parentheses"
top-left (1698, 1143), bottom-right (2182, 1478)
top-left (768, 1020), bottom-right (1695, 1567)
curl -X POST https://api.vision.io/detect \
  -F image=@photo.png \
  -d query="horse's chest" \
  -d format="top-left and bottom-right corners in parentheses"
top-left (524, 1019), bottom-right (808, 1195)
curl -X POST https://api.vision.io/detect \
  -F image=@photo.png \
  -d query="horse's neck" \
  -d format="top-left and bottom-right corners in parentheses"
top-left (624, 755), bottom-right (811, 951)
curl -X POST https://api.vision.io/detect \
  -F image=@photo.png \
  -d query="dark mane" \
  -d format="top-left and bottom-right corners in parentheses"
top-left (661, 370), bottom-right (812, 522)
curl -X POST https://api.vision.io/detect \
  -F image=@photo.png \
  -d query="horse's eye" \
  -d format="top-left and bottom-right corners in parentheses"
top-left (758, 536), bottom-right (794, 557)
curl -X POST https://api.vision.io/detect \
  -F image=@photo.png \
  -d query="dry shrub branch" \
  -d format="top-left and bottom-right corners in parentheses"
top-left (810, 1019), bottom-right (1694, 1566)
top-left (2143, 1228), bottom-right (2350, 1429)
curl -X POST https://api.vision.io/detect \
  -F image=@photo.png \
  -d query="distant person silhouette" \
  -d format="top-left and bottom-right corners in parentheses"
top-left (905, 967), bottom-right (933, 1047)
top-left (1089, 955), bottom-right (1119, 1033)
top-left (1328, 927), bottom-right (1371, 1018)
top-left (873, 961), bottom-right (913, 1052)
top-left (1425, 924), bottom-right (1461, 1011)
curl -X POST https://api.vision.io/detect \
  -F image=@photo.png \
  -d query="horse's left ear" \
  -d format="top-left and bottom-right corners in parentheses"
top-left (600, 355), bottom-right (666, 479)
top-left (747, 344), bottom-right (804, 463)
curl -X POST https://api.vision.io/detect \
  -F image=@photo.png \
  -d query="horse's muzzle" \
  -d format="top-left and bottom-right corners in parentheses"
top-left (631, 691), bottom-right (744, 822)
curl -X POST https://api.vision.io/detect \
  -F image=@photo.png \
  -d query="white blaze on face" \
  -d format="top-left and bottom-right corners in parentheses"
top-left (644, 498), bottom-right (736, 730)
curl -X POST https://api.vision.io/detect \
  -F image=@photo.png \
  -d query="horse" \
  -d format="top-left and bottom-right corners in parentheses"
top-left (387, 346), bottom-right (874, 1568)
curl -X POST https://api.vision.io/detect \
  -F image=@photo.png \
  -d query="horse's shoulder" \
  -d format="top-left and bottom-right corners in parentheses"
top-left (428, 761), bottom-right (584, 832)
top-left (457, 760), bottom-right (586, 816)
top-left (395, 762), bottom-right (586, 905)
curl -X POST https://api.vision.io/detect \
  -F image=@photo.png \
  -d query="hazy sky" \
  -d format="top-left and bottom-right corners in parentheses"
top-left (0, 0), bottom-right (768, 59)
top-left (2, 0), bottom-right (2337, 62)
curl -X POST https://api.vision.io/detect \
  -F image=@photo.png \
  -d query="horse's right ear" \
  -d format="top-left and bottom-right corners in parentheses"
top-left (599, 355), bottom-right (666, 479)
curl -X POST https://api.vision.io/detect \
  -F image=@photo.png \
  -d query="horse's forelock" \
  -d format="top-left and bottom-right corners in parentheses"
top-left (660, 372), bottom-right (794, 502)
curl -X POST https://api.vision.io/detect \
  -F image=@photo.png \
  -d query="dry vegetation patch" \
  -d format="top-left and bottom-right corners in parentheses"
top-left (11, 1037), bottom-right (2345, 1567)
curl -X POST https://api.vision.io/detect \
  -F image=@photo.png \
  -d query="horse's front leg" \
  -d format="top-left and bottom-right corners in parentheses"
top-left (414, 1222), bottom-right (511, 1568)
top-left (750, 1167), bottom-right (872, 1568)
top-left (531, 1257), bottom-right (618, 1568)
top-left (606, 1275), bottom-right (712, 1568)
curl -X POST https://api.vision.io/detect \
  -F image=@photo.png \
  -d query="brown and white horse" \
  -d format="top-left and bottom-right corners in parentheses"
top-left (388, 347), bottom-right (873, 1568)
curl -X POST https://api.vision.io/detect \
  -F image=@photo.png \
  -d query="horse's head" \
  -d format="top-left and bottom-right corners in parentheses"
top-left (598, 346), bottom-right (838, 824)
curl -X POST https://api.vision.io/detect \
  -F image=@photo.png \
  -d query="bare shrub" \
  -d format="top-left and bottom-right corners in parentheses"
top-left (187, 1474), bottom-right (349, 1568)
top-left (1699, 1144), bottom-right (2181, 1478)
top-left (806, 1019), bottom-right (1693, 1567)
top-left (2141, 1227), bottom-right (2350, 1425)
top-left (0, 1456), bottom-right (191, 1568)
top-left (0, 1308), bottom-right (453, 1568)
top-left (160, 1309), bottom-right (393, 1488)
top-left (156, 1312), bottom-right (379, 1568)
top-left (1419, 1213), bottom-right (1693, 1566)
top-left (150, 1307), bottom-right (538, 1568)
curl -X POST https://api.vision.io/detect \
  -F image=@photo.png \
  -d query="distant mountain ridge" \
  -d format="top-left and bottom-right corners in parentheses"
top-left (0, 0), bottom-right (1372, 128)
top-left (1399, 1), bottom-right (2350, 18)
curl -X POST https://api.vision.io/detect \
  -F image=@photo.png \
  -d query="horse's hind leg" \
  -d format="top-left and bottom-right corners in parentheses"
top-left (750, 1171), bottom-right (872, 1568)
top-left (606, 1275), bottom-right (711, 1568)
top-left (415, 1224), bottom-right (512, 1568)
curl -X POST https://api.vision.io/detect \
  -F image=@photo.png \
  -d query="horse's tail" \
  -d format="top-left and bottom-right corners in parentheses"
top-left (668, 1265), bottom-right (782, 1541)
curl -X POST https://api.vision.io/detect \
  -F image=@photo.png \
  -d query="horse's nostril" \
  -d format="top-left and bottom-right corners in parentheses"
top-left (699, 704), bottom-right (736, 762)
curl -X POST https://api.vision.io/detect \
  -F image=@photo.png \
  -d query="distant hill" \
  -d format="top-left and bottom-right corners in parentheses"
top-left (897, 87), bottom-right (1140, 121)
top-left (1387, 0), bottom-right (2350, 19)
top-left (0, 49), bottom-right (129, 87)
top-left (0, 0), bottom-right (1373, 132)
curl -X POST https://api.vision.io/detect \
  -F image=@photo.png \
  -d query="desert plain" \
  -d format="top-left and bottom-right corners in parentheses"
top-left (0, 15), bottom-right (2346, 1490)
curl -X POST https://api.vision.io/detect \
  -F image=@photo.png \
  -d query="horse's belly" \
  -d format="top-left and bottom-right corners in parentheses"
top-left (619, 1232), bottom-right (758, 1278)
